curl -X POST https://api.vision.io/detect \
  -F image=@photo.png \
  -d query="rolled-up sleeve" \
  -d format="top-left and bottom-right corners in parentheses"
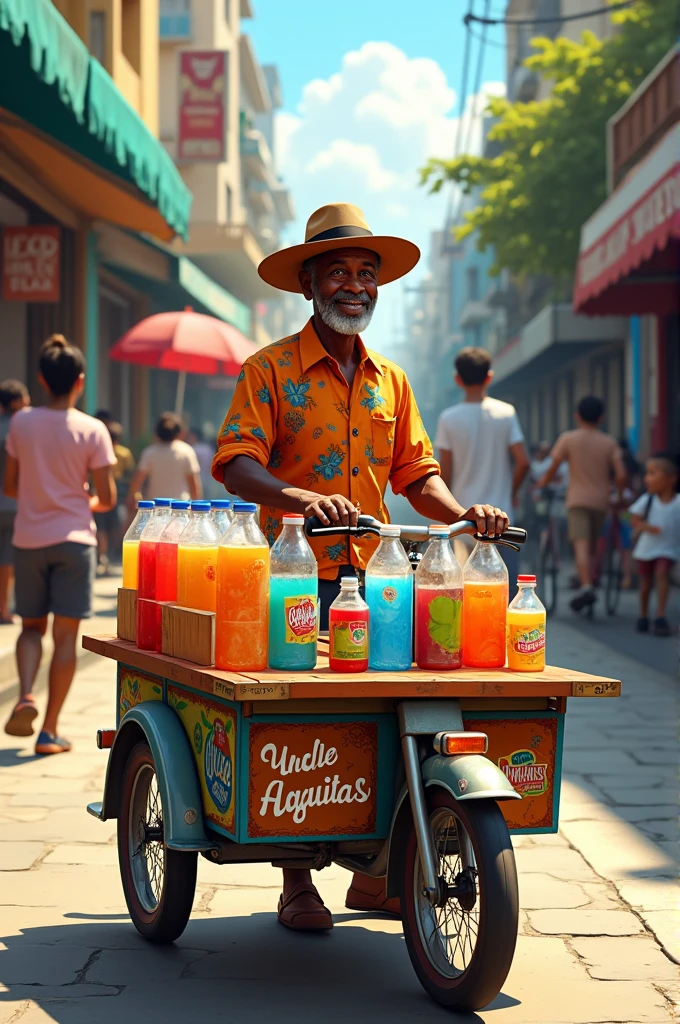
top-left (211, 359), bottom-right (277, 483)
top-left (389, 377), bottom-right (441, 495)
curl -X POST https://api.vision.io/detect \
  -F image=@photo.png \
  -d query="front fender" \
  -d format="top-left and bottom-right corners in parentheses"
top-left (423, 753), bottom-right (521, 802)
top-left (94, 703), bottom-right (214, 852)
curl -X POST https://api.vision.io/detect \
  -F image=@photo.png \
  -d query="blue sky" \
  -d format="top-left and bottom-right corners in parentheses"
top-left (246, 1), bottom-right (508, 352)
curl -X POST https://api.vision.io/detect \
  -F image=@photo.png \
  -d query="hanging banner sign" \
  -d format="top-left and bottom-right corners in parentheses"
top-left (178, 50), bottom-right (227, 162)
top-left (2, 226), bottom-right (61, 302)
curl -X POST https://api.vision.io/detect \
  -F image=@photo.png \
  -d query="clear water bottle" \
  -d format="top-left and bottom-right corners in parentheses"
top-left (366, 525), bottom-right (413, 671)
top-left (268, 514), bottom-right (318, 670)
top-left (216, 502), bottom-right (270, 671)
top-left (210, 499), bottom-right (233, 539)
top-left (177, 501), bottom-right (219, 612)
top-left (462, 541), bottom-right (509, 668)
top-left (122, 500), bottom-right (154, 590)
top-left (415, 526), bottom-right (463, 670)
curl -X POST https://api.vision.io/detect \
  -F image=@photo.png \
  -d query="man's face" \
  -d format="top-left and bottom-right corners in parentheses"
top-left (299, 248), bottom-right (379, 335)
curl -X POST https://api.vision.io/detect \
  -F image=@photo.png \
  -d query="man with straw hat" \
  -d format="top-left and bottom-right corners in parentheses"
top-left (212, 203), bottom-right (509, 930)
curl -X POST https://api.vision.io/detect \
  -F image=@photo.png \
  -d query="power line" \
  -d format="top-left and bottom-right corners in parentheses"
top-left (466, 0), bottom-right (639, 27)
top-left (445, 0), bottom-right (474, 225)
top-left (463, 0), bottom-right (491, 156)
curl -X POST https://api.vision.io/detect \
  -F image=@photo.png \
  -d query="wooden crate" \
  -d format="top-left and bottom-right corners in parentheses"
top-left (161, 605), bottom-right (215, 667)
top-left (117, 588), bottom-right (137, 642)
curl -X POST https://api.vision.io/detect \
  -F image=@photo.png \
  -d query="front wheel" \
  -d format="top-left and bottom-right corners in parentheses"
top-left (118, 740), bottom-right (197, 943)
top-left (400, 791), bottom-right (518, 1011)
top-left (604, 542), bottom-right (622, 616)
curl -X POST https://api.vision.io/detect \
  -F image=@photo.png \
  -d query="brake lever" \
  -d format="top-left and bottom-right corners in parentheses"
top-left (473, 535), bottom-right (521, 553)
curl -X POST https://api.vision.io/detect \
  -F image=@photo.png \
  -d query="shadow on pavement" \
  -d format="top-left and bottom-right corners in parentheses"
top-left (0, 746), bottom-right (41, 767)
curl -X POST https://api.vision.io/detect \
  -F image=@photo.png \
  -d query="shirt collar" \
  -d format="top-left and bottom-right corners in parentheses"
top-left (299, 318), bottom-right (385, 377)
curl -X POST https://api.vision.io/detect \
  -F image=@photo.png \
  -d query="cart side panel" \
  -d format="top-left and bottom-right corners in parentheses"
top-left (167, 684), bottom-right (238, 840)
top-left (117, 664), bottom-right (164, 726)
top-left (241, 714), bottom-right (399, 843)
top-left (463, 711), bottom-right (564, 834)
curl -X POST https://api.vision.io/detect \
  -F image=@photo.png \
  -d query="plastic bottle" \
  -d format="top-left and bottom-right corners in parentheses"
top-left (462, 541), bottom-right (509, 668)
top-left (415, 526), bottom-right (463, 670)
top-left (136, 499), bottom-right (173, 650)
top-left (216, 502), bottom-right (270, 671)
top-left (177, 502), bottom-right (219, 612)
top-left (268, 514), bottom-right (318, 670)
top-left (507, 574), bottom-right (546, 672)
top-left (156, 501), bottom-right (191, 604)
top-left (366, 525), bottom-right (413, 671)
top-left (121, 500), bottom-right (155, 589)
top-left (210, 499), bottom-right (233, 539)
top-left (329, 577), bottom-right (369, 673)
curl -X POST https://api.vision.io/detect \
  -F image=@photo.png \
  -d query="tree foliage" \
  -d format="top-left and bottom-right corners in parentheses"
top-left (420, 1), bottom-right (679, 281)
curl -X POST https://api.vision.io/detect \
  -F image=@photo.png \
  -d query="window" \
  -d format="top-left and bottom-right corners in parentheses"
top-left (121, 0), bottom-right (141, 73)
top-left (466, 267), bottom-right (479, 302)
top-left (89, 11), bottom-right (106, 64)
top-left (225, 185), bottom-right (233, 223)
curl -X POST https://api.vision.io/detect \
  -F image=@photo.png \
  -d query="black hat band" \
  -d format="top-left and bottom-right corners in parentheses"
top-left (306, 224), bottom-right (373, 244)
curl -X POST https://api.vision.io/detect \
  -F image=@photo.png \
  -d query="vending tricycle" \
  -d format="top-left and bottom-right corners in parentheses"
top-left (83, 518), bottom-right (620, 1012)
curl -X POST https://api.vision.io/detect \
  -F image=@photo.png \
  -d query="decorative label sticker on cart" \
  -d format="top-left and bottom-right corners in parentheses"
top-left (464, 715), bottom-right (560, 832)
top-left (118, 667), bottom-right (163, 720)
top-left (168, 685), bottom-right (237, 835)
top-left (247, 721), bottom-right (378, 839)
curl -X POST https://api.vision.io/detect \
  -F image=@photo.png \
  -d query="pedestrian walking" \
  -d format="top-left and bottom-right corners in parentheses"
top-left (435, 347), bottom-right (530, 586)
top-left (630, 452), bottom-right (680, 637)
top-left (95, 420), bottom-right (134, 574)
top-left (2, 335), bottom-right (117, 754)
top-left (0, 379), bottom-right (30, 623)
top-left (127, 412), bottom-right (201, 507)
top-left (539, 395), bottom-right (626, 613)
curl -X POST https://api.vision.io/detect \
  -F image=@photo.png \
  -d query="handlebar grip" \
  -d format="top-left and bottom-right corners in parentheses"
top-left (500, 527), bottom-right (527, 545)
top-left (303, 514), bottom-right (379, 538)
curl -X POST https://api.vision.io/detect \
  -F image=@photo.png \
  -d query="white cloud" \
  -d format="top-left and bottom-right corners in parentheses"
top-left (275, 42), bottom-right (504, 354)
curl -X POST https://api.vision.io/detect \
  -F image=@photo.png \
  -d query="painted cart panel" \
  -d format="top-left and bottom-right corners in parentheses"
top-left (118, 665), bottom-right (163, 724)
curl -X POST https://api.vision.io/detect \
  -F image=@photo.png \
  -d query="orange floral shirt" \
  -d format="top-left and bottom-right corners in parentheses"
top-left (212, 319), bottom-right (440, 579)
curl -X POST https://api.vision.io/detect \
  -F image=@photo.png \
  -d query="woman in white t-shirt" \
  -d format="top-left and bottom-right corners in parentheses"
top-left (630, 453), bottom-right (680, 637)
top-left (127, 413), bottom-right (202, 506)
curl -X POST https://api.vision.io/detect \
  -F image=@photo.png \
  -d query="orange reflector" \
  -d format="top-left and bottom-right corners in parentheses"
top-left (434, 731), bottom-right (488, 755)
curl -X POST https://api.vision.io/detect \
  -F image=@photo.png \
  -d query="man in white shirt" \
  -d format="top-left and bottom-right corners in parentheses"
top-left (435, 348), bottom-right (530, 587)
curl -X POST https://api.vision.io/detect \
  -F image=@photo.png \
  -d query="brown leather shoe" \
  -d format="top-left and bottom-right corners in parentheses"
top-left (277, 883), bottom-right (333, 931)
top-left (345, 872), bottom-right (401, 917)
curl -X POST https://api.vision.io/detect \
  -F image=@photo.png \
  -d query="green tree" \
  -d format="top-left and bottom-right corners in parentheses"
top-left (420, 1), bottom-right (678, 281)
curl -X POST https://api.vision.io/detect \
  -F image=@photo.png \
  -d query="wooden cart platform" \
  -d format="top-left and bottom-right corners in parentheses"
top-left (82, 634), bottom-right (621, 704)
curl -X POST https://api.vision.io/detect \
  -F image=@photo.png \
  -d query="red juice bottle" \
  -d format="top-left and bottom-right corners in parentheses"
top-left (415, 526), bottom-right (463, 670)
top-left (156, 501), bottom-right (191, 603)
top-left (329, 577), bottom-right (369, 673)
top-left (136, 499), bottom-right (172, 650)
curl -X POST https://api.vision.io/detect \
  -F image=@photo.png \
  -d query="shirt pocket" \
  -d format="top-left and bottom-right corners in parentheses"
top-left (367, 415), bottom-right (396, 474)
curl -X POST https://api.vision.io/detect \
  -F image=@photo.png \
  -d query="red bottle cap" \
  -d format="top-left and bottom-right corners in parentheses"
top-left (517, 574), bottom-right (537, 582)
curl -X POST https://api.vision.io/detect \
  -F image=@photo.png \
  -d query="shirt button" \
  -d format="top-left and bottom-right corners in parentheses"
top-left (352, 467), bottom-right (359, 477)
top-left (352, 428), bottom-right (359, 437)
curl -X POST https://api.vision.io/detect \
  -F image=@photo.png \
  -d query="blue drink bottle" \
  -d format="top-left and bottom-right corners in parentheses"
top-left (366, 525), bottom-right (413, 671)
top-left (268, 514), bottom-right (318, 670)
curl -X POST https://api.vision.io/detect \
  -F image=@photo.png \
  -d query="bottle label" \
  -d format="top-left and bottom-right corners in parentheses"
top-left (331, 619), bottom-right (368, 661)
top-left (382, 586), bottom-right (397, 603)
top-left (284, 596), bottom-right (318, 644)
top-left (508, 622), bottom-right (546, 667)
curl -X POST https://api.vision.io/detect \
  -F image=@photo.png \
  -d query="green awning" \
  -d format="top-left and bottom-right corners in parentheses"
top-left (0, 0), bottom-right (192, 240)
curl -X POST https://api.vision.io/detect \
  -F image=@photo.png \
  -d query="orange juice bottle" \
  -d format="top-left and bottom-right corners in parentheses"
top-left (462, 541), bottom-right (509, 668)
top-left (177, 502), bottom-right (219, 612)
top-left (121, 500), bottom-right (155, 589)
top-left (216, 502), bottom-right (270, 671)
top-left (507, 574), bottom-right (546, 672)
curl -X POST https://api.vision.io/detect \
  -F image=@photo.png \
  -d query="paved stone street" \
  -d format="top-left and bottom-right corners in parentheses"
top-left (0, 581), bottom-right (677, 1023)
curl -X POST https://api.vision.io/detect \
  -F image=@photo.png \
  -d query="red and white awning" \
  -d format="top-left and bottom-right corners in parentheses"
top-left (574, 125), bottom-right (680, 316)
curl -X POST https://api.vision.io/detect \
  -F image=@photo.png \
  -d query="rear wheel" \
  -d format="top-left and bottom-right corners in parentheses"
top-left (400, 791), bottom-right (518, 1011)
top-left (604, 542), bottom-right (623, 616)
top-left (539, 532), bottom-right (558, 616)
top-left (118, 740), bottom-right (197, 943)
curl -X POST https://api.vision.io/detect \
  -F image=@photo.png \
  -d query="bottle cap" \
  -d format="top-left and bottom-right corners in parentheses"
top-left (171, 500), bottom-right (190, 510)
top-left (190, 501), bottom-right (211, 512)
top-left (210, 499), bottom-right (232, 509)
top-left (380, 525), bottom-right (401, 537)
top-left (233, 502), bottom-right (258, 513)
top-left (154, 498), bottom-right (172, 508)
top-left (339, 576), bottom-right (360, 589)
top-left (282, 514), bottom-right (305, 525)
top-left (429, 525), bottom-right (450, 536)
top-left (137, 500), bottom-right (155, 509)
top-left (517, 574), bottom-right (537, 583)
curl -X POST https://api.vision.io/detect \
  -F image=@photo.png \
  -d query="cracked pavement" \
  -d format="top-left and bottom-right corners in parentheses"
top-left (0, 611), bottom-right (677, 1023)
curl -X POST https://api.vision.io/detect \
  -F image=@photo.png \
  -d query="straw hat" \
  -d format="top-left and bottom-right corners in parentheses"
top-left (258, 203), bottom-right (421, 293)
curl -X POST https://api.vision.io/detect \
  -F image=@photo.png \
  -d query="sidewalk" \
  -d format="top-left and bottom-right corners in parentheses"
top-left (0, 574), bottom-right (119, 709)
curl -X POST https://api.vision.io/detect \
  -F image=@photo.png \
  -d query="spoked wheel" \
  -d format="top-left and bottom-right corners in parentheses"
top-left (539, 534), bottom-right (558, 616)
top-left (604, 543), bottom-right (623, 616)
top-left (118, 740), bottom-right (197, 943)
top-left (400, 791), bottom-right (518, 1011)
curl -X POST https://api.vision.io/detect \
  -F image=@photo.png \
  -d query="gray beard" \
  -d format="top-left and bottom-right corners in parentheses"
top-left (314, 287), bottom-right (377, 335)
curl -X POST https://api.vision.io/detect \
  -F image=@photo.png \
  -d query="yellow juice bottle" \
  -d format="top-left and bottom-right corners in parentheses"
top-left (176, 502), bottom-right (219, 612)
top-left (121, 500), bottom-right (155, 589)
top-left (507, 574), bottom-right (546, 672)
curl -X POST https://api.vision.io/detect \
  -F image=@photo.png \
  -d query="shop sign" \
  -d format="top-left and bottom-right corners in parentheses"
top-left (178, 50), bottom-right (227, 162)
top-left (2, 226), bottom-right (61, 303)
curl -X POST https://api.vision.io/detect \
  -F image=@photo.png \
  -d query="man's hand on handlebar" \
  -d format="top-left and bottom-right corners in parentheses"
top-left (460, 505), bottom-right (509, 539)
top-left (302, 492), bottom-right (359, 527)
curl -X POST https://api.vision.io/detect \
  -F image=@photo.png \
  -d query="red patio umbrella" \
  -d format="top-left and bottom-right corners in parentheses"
top-left (109, 307), bottom-right (258, 414)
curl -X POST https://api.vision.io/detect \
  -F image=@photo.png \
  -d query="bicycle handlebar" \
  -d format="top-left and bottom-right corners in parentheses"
top-left (304, 514), bottom-right (527, 550)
